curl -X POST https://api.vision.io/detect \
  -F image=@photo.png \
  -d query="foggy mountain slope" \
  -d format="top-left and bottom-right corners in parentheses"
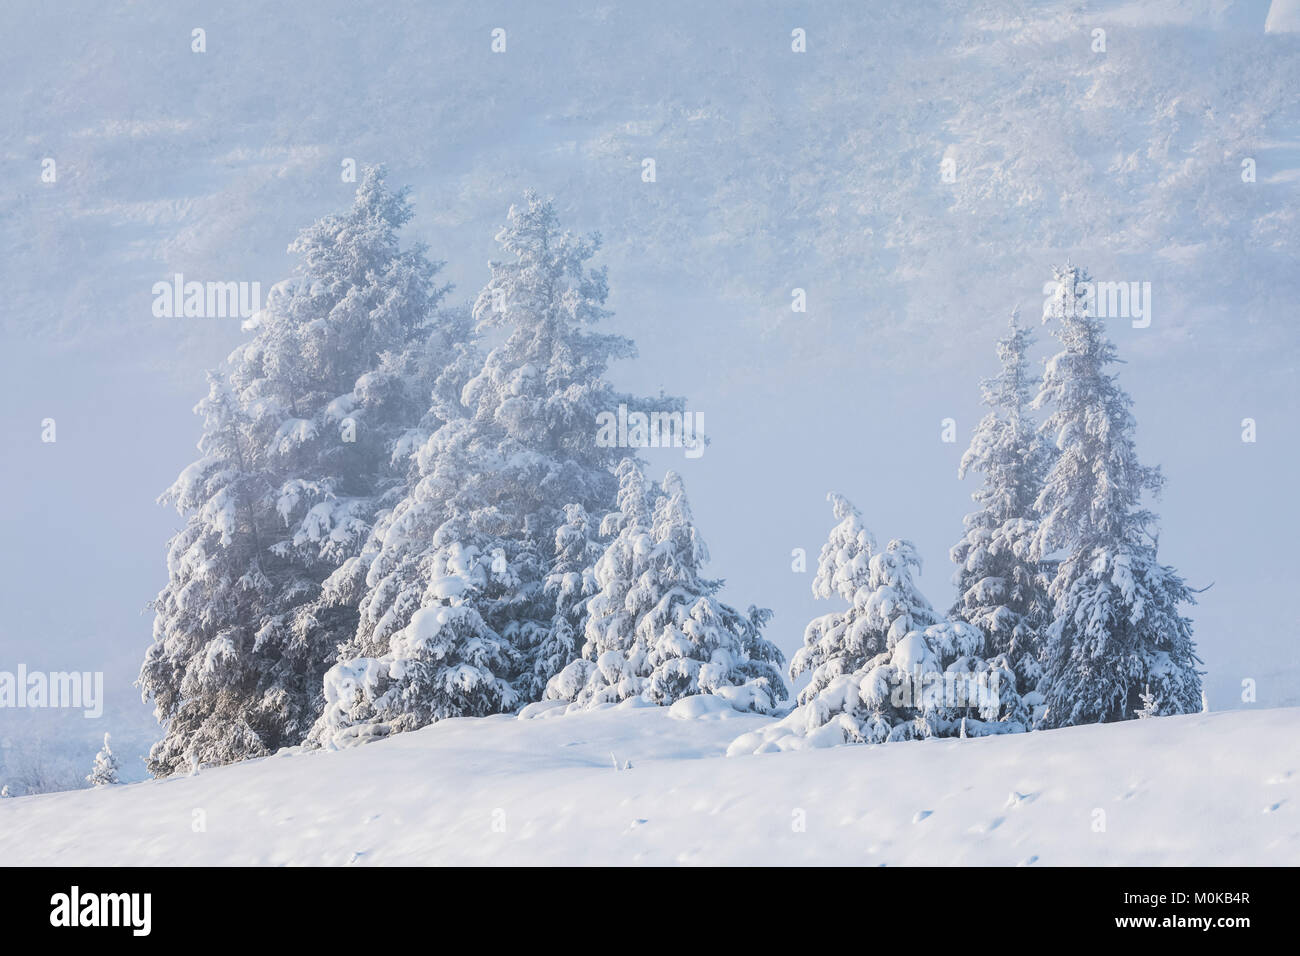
top-left (2, 0), bottom-right (1296, 372)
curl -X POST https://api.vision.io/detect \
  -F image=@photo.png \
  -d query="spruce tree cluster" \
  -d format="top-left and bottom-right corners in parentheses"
top-left (143, 173), bottom-right (1199, 767)
top-left (739, 262), bottom-right (1202, 752)
top-left (143, 171), bottom-right (783, 769)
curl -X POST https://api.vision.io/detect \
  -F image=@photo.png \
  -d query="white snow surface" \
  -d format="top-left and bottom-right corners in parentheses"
top-left (2, 704), bottom-right (1296, 865)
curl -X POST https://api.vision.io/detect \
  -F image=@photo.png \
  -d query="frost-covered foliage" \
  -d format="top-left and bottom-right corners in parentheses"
top-left (0, 737), bottom-right (84, 796)
top-left (545, 460), bottom-right (786, 713)
top-left (950, 311), bottom-right (1053, 690)
top-left (311, 194), bottom-right (680, 748)
top-left (140, 167), bottom-right (463, 775)
top-left (791, 495), bottom-right (938, 701)
top-left (1135, 685), bottom-right (1159, 719)
top-left (1032, 262), bottom-right (1202, 727)
top-left (535, 503), bottom-right (606, 694)
top-left (86, 734), bottom-right (120, 787)
top-left (736, 494), bottom-right (1027, 752)
top-left (315, 601), bottom-right (517, 748)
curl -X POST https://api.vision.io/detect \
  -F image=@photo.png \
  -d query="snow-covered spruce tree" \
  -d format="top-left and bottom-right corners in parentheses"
top-left (790, 495), bottom-right (938, 707)
top-left (87, 734), bottom-right (121, 787)
top-left (950, 310), bottom-right (1053, 691)
top-left (730, 494), bottom-right (1027, 752)
top-left (641, 470), bottom-right (784, 710)
top-left (140, 167), bottom-right (461, 774)
top-left (542, 459), bottom-right (654, 706)
top-left (1032, 262), bottom-right (1202, 728)
top-left (787, 493), bottom-right (881, 699)
top-left (535, 503), bottom-right (606, 694)
top-left (545, 460), bottom-right (786, 712)
top-left (312, 194), bottom-right (681, 747)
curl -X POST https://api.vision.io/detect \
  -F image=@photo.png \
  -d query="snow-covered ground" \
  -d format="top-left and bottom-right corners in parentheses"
top-left (3, 0), bottom-right (1299, 788)
top-left (2, 702), bottom-right (1296, 866)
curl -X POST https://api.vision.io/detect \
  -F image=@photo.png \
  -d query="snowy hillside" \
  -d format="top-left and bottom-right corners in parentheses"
top-left (2, 703), bottom-right (1295, 866)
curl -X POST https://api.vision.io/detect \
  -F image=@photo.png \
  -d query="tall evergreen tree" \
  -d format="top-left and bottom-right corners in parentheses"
top-left (313, 194), bottom-right (681, 746)
top-left (950, 310), bottom-right (1053, 690)
top-left (1032, 262), bottom-right (1202, 727)
top-left (140, 167), bottom-right (460, 774)
top-left (545, 461), bottom-right (786, 712)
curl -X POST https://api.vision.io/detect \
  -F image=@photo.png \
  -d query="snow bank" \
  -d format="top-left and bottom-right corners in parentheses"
top-left (667, 693), bottom-right (743, 720)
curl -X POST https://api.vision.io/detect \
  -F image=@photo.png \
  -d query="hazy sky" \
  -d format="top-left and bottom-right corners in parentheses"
top-left (2, 0), bottom-right (1297, 776)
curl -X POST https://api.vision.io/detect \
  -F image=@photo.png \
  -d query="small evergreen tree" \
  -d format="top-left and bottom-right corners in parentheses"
top-left (316, 597), bottom-right (517, 748)
top-left (641, 471), bottom-right (786, 710)
top-left (739, 494), bottom-right (1027, 751)
top-left (546, 461), bottom-right (786, 712)
top-left (535, 503), bottom-right (605, 693)
top-left (544, 459), bottom-right (655, 706)
top-left (950, 310), bottom-right (1053, 690)
top-left (1135, 685), bottom-right (1159, 719)
top-left (791, 495), bottom-right (938, 710)
top-left (87, 734), bottom-right (121, 787)
top-left (1032, 262), bottom-right (1202, 727)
